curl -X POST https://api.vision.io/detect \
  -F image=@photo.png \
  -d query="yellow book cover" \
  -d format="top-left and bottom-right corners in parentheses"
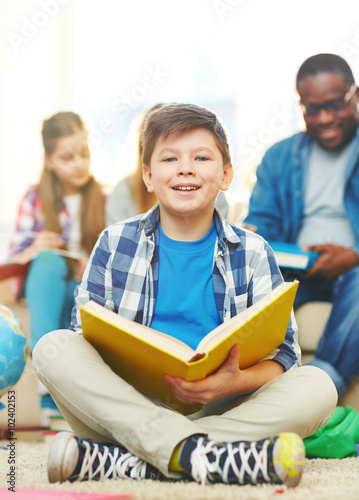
top-left (80, 280), bottom-right (298, 415)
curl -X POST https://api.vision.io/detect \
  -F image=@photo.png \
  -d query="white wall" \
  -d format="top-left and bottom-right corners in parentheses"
top-left (0, 0), bottom-right (75, 257)
top-left (71, 0), bottom-right (359, 192)
top-left (1, 0), bottom-right (359, 259)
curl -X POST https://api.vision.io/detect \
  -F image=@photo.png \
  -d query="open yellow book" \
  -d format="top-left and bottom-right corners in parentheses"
top-left (80, 280), bottom-right (298, 415)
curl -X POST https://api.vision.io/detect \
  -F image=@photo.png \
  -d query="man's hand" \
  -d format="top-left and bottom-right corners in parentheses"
top-left (305, 244), bottom-right (359, 280)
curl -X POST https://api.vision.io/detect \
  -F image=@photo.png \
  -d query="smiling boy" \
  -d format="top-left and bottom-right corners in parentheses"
top-left (32, 103), bottom-right (337, 487)
top-left (143, 127), bottom-right (231, 237)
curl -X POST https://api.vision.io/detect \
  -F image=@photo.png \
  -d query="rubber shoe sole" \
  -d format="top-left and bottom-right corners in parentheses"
top-left (48, 431), bottom-right (79, 483)
top-left (273, 432), bottom-right (305, 487)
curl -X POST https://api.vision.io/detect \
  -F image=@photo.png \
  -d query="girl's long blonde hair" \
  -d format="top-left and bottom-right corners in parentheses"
top-left (130, 104), bottom-right (163, 214)
top-left (39, 111), bottom-right (105, 254)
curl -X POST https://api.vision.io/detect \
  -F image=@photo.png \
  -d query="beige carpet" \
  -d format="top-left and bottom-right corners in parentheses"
top-left (1, 440), bottom-right (359, 500)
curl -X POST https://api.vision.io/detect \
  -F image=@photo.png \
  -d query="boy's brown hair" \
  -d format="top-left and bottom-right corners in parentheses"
top-left (141, 103), bottom-right (231, 166)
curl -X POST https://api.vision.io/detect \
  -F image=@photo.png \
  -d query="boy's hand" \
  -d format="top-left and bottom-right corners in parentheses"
top-left (164, 345), bottom-right (242, 405)
top-left (165, 345), bottom-right (285, 405)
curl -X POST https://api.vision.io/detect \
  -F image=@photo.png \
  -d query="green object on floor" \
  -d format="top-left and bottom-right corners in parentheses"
top-left (303, 405), bottom-right (359, 458)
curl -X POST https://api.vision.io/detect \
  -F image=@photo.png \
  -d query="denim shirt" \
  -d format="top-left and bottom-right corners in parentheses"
top-left (244, 125), bottom-right (359, 257)
top-left (71, 206), bottom-right (300, 371)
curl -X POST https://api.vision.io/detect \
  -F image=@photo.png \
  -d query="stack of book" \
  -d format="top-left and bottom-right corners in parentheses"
top-left (48, 415), bottom-right (72, 433)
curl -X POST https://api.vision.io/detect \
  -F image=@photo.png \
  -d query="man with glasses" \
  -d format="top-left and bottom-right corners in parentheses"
top-left (243, 53), bottom-right (359, 398)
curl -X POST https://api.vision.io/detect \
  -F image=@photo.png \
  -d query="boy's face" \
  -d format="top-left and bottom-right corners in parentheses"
top-left (143, 128), bottom-right (233, 224)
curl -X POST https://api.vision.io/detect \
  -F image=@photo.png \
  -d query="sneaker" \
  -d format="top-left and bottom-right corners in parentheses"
top-left (179, 432), bottom-right (305, 486)
top-left (48, 431), bottom-right (164, 483)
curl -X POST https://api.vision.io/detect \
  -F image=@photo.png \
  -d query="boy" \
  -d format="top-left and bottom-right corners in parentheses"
top-left (32, 103), bottom-right (337, 487)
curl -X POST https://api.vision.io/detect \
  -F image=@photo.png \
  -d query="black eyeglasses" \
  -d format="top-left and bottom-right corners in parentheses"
top-left (300, 85), bottom-right (357, 117)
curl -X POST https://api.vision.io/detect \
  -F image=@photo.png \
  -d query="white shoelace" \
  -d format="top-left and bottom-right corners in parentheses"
top-left (190, 437), bottom-right (271, 485)
top-left (116, 452), bottom-right (148, 480)
top-left (78, 441), bottom-right (147, 481)
top-left (79, 442), bottom-right (119, 480)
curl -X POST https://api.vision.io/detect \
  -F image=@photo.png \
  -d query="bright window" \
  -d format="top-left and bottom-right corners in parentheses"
top-left (1, 0), bottom-right (358, 260)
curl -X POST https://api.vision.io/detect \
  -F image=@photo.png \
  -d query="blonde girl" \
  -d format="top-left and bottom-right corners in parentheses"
top-left (10, 111), bottom-right (106, 424)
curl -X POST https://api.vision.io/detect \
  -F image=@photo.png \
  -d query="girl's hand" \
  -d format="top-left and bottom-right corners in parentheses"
top-left (31, 231), bottom-right (66, 251)
top-left (11, 231), bottom-right (66, 264)
top-left (71, 257), bottom-right (88, 282)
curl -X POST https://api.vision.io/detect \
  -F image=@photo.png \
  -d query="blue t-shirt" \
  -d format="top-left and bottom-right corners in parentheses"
top-left (150, 221), bottom-right (220, 349)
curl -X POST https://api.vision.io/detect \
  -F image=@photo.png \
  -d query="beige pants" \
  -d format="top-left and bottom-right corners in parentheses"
top-left (32, 329), bottom-right (338, 477)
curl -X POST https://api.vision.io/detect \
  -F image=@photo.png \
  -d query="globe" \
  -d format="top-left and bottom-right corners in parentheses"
top-left (0, 304), bottom-right (28, 400)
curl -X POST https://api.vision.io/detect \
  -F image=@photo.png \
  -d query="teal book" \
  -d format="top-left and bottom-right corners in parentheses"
top-left (268, 241), bottom-right (319, 270)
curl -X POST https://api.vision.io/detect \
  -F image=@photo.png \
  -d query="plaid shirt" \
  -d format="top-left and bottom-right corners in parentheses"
top-left (71, 206), bottom-right (301, 371)
top-left (9, 186), bottom-right (71, 256)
